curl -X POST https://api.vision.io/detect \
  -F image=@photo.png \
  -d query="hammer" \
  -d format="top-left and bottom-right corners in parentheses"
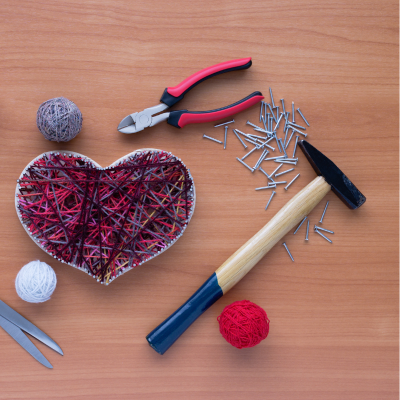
top-left (146, 140), bottom-right (366, 354)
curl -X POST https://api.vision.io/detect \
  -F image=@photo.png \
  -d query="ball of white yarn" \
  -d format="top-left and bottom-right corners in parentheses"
top-left (15, 261), bottom-right (57, 303)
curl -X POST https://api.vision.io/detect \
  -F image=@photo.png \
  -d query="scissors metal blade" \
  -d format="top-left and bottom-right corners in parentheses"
top-left (0, 315), bottom-right (52, 368)
top-left (0, 299), bottom-right (63, 356)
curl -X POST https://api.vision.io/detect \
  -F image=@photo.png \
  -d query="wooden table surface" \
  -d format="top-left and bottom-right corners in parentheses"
top-left (0, 1), bottom-right (398, 399)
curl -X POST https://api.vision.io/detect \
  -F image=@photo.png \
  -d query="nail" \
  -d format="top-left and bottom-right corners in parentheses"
top-left (305, 220), bottom-right (310, 241)
top-left (265, 191), bottom-right (276, 210)
top-left (292, 136), bottom-right (299, 158)
top-left (224, 126), bottom-right (228, 149)
top-left (272, 181), bottom-right (286, 185)
top-left (284, 173), bottom-right (300, 190)
top-left (296, 108), bottom-right (310, 126)
top-left (287, 121), bottom-right (306, 130)
top-left (286, 129), bottom-right (294, 148)
top-left (262, 115), bottom-right (268, 131)
top-left (281, 99), bottom-right (286, 115)
top-left (289, 125), bottom-right (307, 137)
top-left (254, 149), bottom-right (269, 169)
top-left (255, 185), bottom-right (276, 190)
top-left (283, 242), bottom-right (294, 261)
top-left (283, 126), bottom-right (289, 147)
top-left (319, 201), bottom-right (329, 223)
top-left (315, 229), bottom-right (332, 243)
top-left (276, 136), bottom-right (282, 153)
top-left (214, 119), bottom-right (235, 128)
top-left (267, 103), bottom-right (277, 122)
top-left (292, 101), bottom-right (295, 123)
top-left (237, 157), bottom-right (254, 172)
top-left (203, 134), bottom-right (222, 144)
top-left (315, 225), bottom-right (334, 234)
top-left (259, 166), bottom-right (275, 182)
top-left (233, 129), bottom-right (248, 149)
top-left (279, 138), bottom-right (288, 158)
top-left (275, 168), bottom-right (294, 177)
top-left (260, 101), bottom-right (264, 122)
top-left (270, 163), bottom-right (283, 176)
top-left (275, 160), bottom-right (297, 165)
top-left (274, 113), bottom-right (284, 131)
top-left (294, 216), bottom-right (307, 234)
top-left (254, 127), bottom-right (275, 135)
top-left (244, 137), bottom-right (262, 148)
top-left (264, 156), bottom-right (285, 161)
top-left (269, 88), bottom-right (275, 108)
top-left (246, 121), bottom-right (261, 129)
top-left (241, 146), bottom-right (258, 160)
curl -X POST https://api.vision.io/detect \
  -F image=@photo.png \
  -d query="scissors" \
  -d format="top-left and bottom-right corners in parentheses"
top-left (118, 57), bottom-right (264, 134)
top-left (0, 299), bottom-right (63, 368)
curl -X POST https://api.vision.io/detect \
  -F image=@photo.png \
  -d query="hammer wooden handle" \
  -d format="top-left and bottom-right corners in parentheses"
top-left (147, 176), bottom-right (331, 354)
top-left (216, 176), bottom-right (331, 292)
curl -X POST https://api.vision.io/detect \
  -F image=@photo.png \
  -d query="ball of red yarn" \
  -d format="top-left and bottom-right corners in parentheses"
top-left (217, 300), bottom-right (270, 349)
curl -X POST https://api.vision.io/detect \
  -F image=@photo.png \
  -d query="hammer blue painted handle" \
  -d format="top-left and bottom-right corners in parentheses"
top-left (146, 273), bottom-right (223, 355)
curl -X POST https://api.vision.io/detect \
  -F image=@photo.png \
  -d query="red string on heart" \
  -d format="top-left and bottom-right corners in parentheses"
top-left (17, 151), bottom-right (194, 284)
top-left (217, 300), bottom-right (270, 348)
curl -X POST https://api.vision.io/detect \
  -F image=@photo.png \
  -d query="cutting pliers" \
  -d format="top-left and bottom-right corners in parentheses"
top-left (118, 58), bottom-right (264, 134)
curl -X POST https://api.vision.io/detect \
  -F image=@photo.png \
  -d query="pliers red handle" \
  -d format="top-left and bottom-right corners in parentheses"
top-left (118, 58), bottom-right (264, 133)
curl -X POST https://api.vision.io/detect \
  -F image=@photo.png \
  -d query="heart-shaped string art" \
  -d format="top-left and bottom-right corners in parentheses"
top-left (15, 150), bottom-right (195, 285)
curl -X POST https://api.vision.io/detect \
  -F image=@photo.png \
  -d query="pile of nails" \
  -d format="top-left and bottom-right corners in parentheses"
top-left (203, 87), bottom-right (309, 211)
top-left (202, 88), bottom-right (335, 261)
top-left (283, 200), bottom-right (334, 262)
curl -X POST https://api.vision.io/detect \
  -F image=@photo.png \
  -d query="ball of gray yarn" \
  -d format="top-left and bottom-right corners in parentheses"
top-left (36, 97), bottom-right (82, 142)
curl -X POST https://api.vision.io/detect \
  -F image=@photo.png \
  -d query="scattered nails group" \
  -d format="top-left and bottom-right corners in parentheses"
top-left (202, 88), bottom-right (334, 261)
top-left (283, 201), bottom-right (334, 261)
top-left (203, 87), bottom-right (309, 210)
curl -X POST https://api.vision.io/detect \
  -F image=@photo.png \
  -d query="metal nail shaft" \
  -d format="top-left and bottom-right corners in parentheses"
top-left (287, 121), bottom-right (306, 130)
top-left (265, 191), bottom-right (276, 210)
top-left (237, 157), bottom-right (254, 172)
top-left (270, 88), bottom-right (275, 108)
top-left (214, 119), bottom-right (235, 128)
top-left (315, 229), bottom-right (332, 243)
top-left (315, 225), bottom-right (334, 234)
top-left (284, 173), bottom-right (300, 190)
top-left (296, 108), bottom-right (310, 126)
top-left (233, 129), bottom-right (248, 149)
top-left (203, 134), bottom-right (222, 144)
top-left (292, 101), bottom-right (295, 123)
top-left (294, 216), bottom-right (307, 234)
top-left (275, 168), bottom-right (294, 177)
top-left (292, 136), bottom-right (299, 158)
top-left (256, 185), bottom-right (276, 190)
top-left (224, 126), bottom-right (228, 149)
top-left (283, 242), bottom-right (294, 261)
top-left (319, 201), bottom-right (329, 223)
top-left (305, 220), bottom-right (310, 241)
top-left (241, 146), bottom-right (258, 160)
top-left (270, 163), bottom-right (283, 176)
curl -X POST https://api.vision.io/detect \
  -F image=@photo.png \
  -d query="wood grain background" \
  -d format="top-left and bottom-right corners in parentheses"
top-left (0, 1), bottom-right (398, 399)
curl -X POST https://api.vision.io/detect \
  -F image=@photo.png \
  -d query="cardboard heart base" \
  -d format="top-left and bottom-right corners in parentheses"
top-left (16, 150), bottom-right (195, 285)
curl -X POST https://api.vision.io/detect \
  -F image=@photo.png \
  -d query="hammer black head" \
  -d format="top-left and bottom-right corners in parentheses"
top-left (299, 140), bottom-right (366, 209)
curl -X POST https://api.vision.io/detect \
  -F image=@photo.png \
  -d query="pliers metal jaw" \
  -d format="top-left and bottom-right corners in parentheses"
top-left (118, 58), bottom-right (264, 134)
top-left (118, 103), bottom-right (170, 134)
